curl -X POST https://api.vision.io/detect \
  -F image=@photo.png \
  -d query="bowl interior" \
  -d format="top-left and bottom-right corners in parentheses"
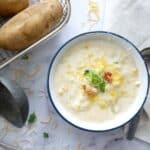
top-left (48, 32), bottom-right (149, 131)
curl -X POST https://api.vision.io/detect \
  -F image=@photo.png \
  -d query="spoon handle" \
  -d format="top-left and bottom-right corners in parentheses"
top-left (0, 142), bottom-right (17, 150)
top-left (126, 47), bottom-right (150, 140)
top-left (126, 109), bottom-right (142, 140)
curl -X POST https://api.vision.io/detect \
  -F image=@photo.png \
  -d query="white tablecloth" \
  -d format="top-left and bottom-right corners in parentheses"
top-left (1, 0), bottom-right (150, 149)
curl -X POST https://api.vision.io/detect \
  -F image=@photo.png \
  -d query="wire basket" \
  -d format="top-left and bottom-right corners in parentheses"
top-left (0, 0), bottom-right (71, 70)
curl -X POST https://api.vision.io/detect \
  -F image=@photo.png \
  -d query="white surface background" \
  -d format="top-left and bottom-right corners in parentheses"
top-left (1, 0), bottom-right (150, 149)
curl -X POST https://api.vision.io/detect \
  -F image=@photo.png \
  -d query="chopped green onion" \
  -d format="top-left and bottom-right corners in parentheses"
top-left (22, 54), bottom-right (29, 60)
top-left (28, 112), bottom-right (37, 124)
top-left (84, 69), bottom-right (106, 92)
top-left (43, 132), bottom-right (49, 138)
top-left (99, 79), bottom-right (106, 92)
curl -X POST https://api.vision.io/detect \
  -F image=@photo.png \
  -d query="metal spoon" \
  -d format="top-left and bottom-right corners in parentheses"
top-left (126, 109), bottom-right (143, 140)
top-left (0, 76), bottom-right (29, 128)
top-left (141, 47), bottom-right (150, 62)
top-left (126, 47), bottom-right (150, 140)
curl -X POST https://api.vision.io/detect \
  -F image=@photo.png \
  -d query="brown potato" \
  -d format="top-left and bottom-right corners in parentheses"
top-left (0, 0), bottom-right (29, 16)
top-left (0, 0), bottom-right (63, 51)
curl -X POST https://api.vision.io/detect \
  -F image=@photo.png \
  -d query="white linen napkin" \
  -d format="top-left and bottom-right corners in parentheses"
top-left (103, 0), bottom-right (150, 50)
top-left (103, 0), bottom-right (150, 143)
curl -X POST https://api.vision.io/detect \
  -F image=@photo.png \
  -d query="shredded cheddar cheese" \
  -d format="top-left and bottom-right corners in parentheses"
top-left (87, 0), bottom-right (100, 29)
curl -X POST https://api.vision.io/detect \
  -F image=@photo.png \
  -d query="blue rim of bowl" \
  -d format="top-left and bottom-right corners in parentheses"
top-left (47, 31), bottom-right (150, 132)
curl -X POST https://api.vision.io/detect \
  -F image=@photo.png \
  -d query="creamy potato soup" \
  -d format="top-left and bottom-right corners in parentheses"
top-left (53, 39), bottom-right (140, 123)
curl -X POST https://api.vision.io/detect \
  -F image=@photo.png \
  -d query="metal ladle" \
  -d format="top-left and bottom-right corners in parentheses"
top-left (0, 77), bottom-right (29, 149)
top-left (0, 76), bottom-right (29, 128)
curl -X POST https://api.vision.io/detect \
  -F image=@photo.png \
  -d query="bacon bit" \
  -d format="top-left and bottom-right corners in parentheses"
top-left (82, 84), bottom-right (97, 97)
top-left (104, 72), bottom-right (112, 83)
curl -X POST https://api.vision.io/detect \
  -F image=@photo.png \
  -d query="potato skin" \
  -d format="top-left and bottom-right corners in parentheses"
top-left (0, 0), bottom-right (29, 16)
top-left (0, 0), bottom-right (63, 51)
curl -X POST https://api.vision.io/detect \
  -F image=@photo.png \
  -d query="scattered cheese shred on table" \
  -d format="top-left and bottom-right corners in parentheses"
top-left (77, 143), bottom-right (84, 150)
top-left (40, 116), bottom-right (52, 124)
top-left (14, 64), bottom-right (41, 81)
top-left (88, 0), bottom-right (100, 29)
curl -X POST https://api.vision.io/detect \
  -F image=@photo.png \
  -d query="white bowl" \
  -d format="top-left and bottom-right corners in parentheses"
top-left (47, 31), bottom-right (149, 131)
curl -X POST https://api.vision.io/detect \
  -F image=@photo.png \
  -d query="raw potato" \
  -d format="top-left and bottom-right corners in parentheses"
top-left (0, 0), bottom-right (29, 16)
top-left (0, 0), bottom-right (63, 51)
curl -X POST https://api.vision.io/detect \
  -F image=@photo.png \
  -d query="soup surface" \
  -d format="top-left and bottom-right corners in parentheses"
top-left (53, 38), bottom-right (140, 123)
